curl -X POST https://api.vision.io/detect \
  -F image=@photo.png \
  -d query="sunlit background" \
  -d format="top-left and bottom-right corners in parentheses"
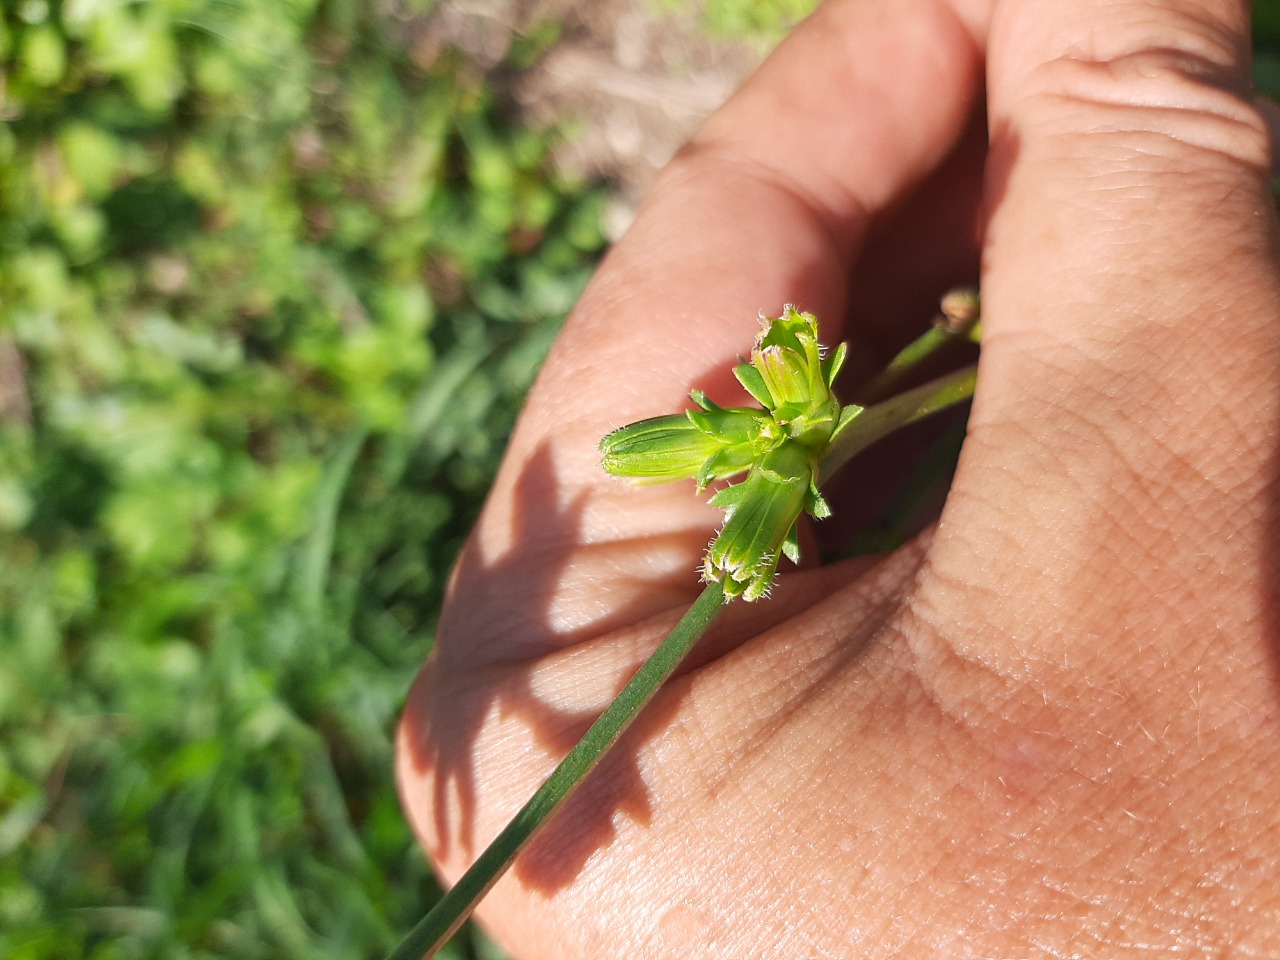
top-left (1, 2), bottom-right (1277, 958)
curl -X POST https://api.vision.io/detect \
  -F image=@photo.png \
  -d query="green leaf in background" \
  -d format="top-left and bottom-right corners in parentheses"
top-left (1255, 1), bottom-right (1280, 99)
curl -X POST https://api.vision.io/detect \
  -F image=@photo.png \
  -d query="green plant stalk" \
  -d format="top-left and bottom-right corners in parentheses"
top-left (852, 290), bottom-right (977, 405)
top-left (387, 580), bottom-right (727, 960)
top-left (391, 346), bottom-right (980, 960)
top-left (821, 363), bottom-right (977, 485)
top-left (853, 325), bottom-right (957, 403)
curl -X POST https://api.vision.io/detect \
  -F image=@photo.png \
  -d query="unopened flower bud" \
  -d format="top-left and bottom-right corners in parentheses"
top-left (600, 414), bottom-right (727, 482)
top-left (733, 305), bottom-right (845, 450)
top-left (601, 400), bottom-right (776, 488)
top-left (703, 441), bottom-right (817, 601)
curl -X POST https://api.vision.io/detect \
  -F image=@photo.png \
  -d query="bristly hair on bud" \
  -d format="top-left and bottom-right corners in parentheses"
top-left (703, 441), bottom-right (814, 601)
top-left (599, 307), bottom-right (853, 601)
top-left (733, 305), bottom-right (844, 451)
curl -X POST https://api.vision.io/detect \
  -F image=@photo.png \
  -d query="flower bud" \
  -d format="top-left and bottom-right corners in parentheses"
top-left (600, 414), bottom-right (726, 482)
top-left (703, 441), bottom-right (815, 601)
top-left (598, 307), bottom-right (848, 602)
top-left (734, 305), bottom-right (844, 450)
top-left (600, 402), bottom-right (775, 488)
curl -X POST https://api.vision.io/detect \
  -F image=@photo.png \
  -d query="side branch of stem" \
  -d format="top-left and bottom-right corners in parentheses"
top-left (819, 364), bottom-right (977, 486)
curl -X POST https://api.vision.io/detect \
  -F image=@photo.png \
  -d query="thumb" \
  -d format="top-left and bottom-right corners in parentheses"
top-left (921, 0), bottom-right (1280, 675)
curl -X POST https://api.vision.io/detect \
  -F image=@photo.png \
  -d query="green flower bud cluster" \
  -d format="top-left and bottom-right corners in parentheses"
top-left (600, 306), bottom-right (855, 601)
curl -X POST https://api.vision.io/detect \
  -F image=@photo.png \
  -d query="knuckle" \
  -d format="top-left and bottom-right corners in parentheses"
top-left (1016, 47), bottom-right (1272, 176)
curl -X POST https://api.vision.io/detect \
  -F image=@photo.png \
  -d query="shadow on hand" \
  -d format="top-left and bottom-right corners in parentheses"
top-left (399, 442), bottom-right (697, 892)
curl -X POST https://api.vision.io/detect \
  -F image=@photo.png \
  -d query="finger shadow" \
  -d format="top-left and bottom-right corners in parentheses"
top-left (841, 99), bottom-right (988, 375)
top-left (399, 442), bottom-right (695, 893)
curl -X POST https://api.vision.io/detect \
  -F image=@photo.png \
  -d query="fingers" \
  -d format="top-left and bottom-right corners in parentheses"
top-left (981, 0), bottom-right (1270, 358)
top-left (453, 0), bottom-right (989, 650)
top-left (918, 1), bottom-right (1280, 688)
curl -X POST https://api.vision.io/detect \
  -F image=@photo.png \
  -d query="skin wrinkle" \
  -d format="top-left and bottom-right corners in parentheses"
top-left (947, 343), bottom-right (1264, 616)
top-left (1040, 392), bottom-right (1271, 626)
top-left (880, 654), bottom-right (1180, 939)
top-left (1031, 48), bottom-right (1259, 114)
top-left (683, 587), bottom-right (912, 804)
top-left (1032, 840), bottom-right (1199, 951)
top-left (895, 595), bottom-right (1027, 735)
top-left (992, 0), bottom-right (1252, 88)
top-left (909, 424), bottom-right (1265, 802)
top-left (1047, 718), bottom-right (1270, 952)
top-left (1032, 103), bottom-right (1265, 170)
top-left (999, 158), bottom-right (1270, 301)
top-left (974, 340), bottom-right (1142, 429)
top-left (936, 547), bottom-right (1223, 737)
top-left (999, 145), bottom-right (1267, 275)
top-left (667, 692), bottom-right (735, 811)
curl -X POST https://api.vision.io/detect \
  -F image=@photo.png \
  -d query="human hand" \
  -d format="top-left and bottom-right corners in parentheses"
top-left (398, 0), bottom-right (1280, 955)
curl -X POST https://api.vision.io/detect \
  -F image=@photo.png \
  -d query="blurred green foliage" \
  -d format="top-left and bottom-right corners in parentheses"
top-left (695, 0), bottom-right (816, 42)
top-left (657, 0), bottom-right (817, 42)
top-left (1256, 2), bottom-right (1280, 98)
top-left (0, 0), bottom-right (603, 957)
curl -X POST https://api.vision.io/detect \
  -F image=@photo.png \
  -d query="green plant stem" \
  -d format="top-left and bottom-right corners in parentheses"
top-left (821, 363), bottom-right (977, 486)
top-left (388, 580), bottom-right (727, 960)
top-left (853, 285), bottom-right (978, 404)
top-left (853, 325), bottom-right (957, 403)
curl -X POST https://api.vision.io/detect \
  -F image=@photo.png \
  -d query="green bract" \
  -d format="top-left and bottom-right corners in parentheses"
top-left (599, 394), bottom-right (774, 489)
top-left (734, 304), bottom-right (846, 449)
top-left (600, 306), bottom-right (857, 601)
top-left (704, 441), bottom-right (828, 600)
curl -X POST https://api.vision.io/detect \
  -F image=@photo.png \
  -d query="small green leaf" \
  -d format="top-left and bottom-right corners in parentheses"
top-left (834, 403), bottom-right (865, 436)
top-left (781, 524), bottom-right (801, 564)
top-left (684, 400), bottom-right (769, 449)
top-left (733, 361), bottom-right (774, 408)
top-left (824, 341), bottom-right (847, 388)
top-left (806, 478), bottom-right (831, 520)
top-left (697, 445), bottom-right (757, 489)
top-left (703, 441), bottom-right (815, 601)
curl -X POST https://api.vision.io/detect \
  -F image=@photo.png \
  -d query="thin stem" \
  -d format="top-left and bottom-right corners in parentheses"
top-left (852, 286), bottom-right (979, 404)
top-left (388, 580), bottom-right (727, 960)
top-left (853, 326), bottom-right (954, 403)
top-left (820, 363), bottom-right (977, 486)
